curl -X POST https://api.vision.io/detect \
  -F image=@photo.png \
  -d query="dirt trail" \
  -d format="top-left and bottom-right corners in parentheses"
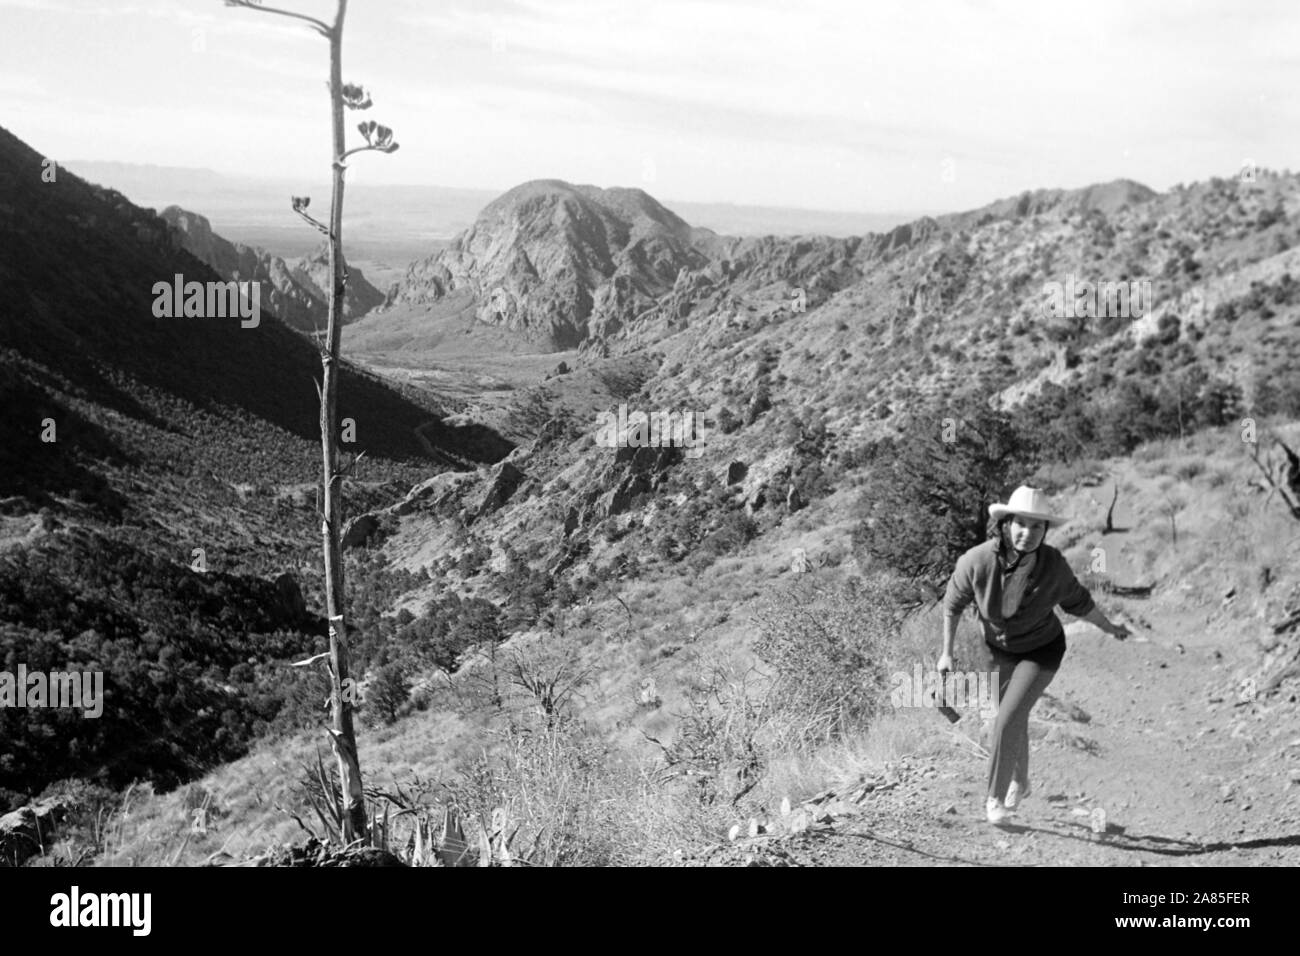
top-left (686, 598), bottom-right (1300, 867)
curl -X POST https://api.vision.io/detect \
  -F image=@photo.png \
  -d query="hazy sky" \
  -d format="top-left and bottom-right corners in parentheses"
top-left (1, 0), bottom-right (1297, 214)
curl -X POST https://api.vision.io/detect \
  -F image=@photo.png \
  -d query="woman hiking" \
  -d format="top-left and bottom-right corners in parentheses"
top-left (939, 485), bottom-right (1131, 824)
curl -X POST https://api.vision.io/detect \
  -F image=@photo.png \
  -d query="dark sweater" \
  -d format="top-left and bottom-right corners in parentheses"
top-left (943, 539), bottom-right (1096, 653)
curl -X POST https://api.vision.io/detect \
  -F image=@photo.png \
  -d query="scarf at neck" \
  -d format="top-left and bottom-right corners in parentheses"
top-left (1000, 545), bottom-right (1038, 618)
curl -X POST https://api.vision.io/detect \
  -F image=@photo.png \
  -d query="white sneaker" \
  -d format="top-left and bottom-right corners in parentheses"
top-left (986, 796), bottom-right (1013, 824)
top-left (1006, 779), bottom-right (1031, 809)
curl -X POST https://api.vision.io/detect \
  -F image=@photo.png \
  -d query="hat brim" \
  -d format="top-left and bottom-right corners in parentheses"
top-left (989, 504), bottom-right (1067, 525)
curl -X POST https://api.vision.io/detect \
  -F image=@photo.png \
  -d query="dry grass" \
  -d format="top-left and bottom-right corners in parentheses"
top-left (70, 416), bottom-right (1300, 866)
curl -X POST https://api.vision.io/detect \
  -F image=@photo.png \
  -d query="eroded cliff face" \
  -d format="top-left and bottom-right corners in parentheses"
top-left (160, 206), bottom-right (383, 331)
top-left (384, 180), bottom-right (712, 350)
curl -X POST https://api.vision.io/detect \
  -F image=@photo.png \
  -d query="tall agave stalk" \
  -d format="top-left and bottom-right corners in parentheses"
top-left (225, 0), bottom-right (398, 843)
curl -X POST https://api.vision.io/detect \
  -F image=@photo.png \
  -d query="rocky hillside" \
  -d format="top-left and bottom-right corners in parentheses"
top-left (317, 168), bottom-right (1300, 718)
top-left (161, 206), bottom-right (385, 331)
top-left (0, 123), bottom-right (508, 806)
top-left (385, 180), bottom-right (718, 349)
top-left (5, 130), bottom-right (1299, 866)
top-left (325, 168), bottom-right (1300, 665)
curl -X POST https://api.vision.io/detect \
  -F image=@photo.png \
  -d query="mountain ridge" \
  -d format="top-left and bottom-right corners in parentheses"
top-left (160, 205), bottom-right (385, 331)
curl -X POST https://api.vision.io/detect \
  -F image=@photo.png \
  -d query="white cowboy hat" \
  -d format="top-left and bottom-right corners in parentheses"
top-left (988, 485), bottom-right (1068, 526)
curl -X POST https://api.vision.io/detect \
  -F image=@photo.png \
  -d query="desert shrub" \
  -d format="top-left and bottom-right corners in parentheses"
top-left (497, 549), bottom-right (555, 632)
top-left (637, 581), bottom-right (896, 814)
top-left (435, 647), bottom-right (629, 865)
top-left (1254, 374), bottom-right (1300, 417)
top-left (455, 540), bottom-right (492, 576)
top-left (752, 576), bottom-right (897, 745)
top-left (852, 405), bottom-right (1038, 591)
top-left (701, 510), bottom-right (757, 556)
top-left (1257, 203), bottom-right (1285, 229)
top-left (791, 459), bottom-right (832, 503)
top-left (367, 662), bottom-right (410, 725)
top-left (390, 594), bottom-right (506, 674)
top-left (656, 659), bottom-right (771, 808)
top-left (431, 714), bottom-right (648, 866)
top-left (1212, 301), bottom-right (1238, 324)
top-left (716, 406), bottom-right (742, 434)
top-left (1192, 378), bottom-right (1243, 427)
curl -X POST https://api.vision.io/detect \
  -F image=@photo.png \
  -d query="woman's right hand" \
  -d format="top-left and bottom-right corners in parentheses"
top-left (937, 653), bottom-right (953, 676)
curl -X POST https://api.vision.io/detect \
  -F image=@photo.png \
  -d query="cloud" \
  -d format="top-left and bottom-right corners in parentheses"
top-left (0, 73), bottom-right (47, 95)
top-left (5, 0), bottom-right (1298, 209)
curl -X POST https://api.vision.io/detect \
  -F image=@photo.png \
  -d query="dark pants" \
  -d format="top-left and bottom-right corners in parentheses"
top-left (985, 631), bottom-right (1066, 801)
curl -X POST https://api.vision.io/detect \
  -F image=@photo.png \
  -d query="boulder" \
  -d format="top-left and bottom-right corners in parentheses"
top-left (472, 461), bottom-right (526, 521)
top-left (341, 513), bottom-right (381, 550)
top-left (726, 460), bottom-right (748, 485)
top-left (596, 473), bottom-right (650, 520)
top-left (614, 442), bottom-right (682, 472)
top-left (391, 471), bottom-right (476, 517)
top-left (739, 450), bottom-right (795, 515)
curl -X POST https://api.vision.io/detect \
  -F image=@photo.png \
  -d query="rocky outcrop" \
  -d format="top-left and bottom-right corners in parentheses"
top-left (596, 472), bottom-right (650, 520)
top-left (470, 461), bottom-right (526, 522)
top-left (739, 449), bottom-right (797, 515)
top-left (613, 442), bottom-right (682, 471)
top-left (342, 513), bottom-right (381, 550)
top-left (557, 440), bottom-right (686, 530)
top-left (159, 206), bottom-right (384, 332)
top-left (938, 179), bottom-right (1157, 232)
top-left (385, 180), bottom-right (712, 350)
top-left (292, 247), bottom-right (386, 318)
top-left (391, 472), bottom-right (477, 517)
top-left (0, 798), bottom-right (67, 867)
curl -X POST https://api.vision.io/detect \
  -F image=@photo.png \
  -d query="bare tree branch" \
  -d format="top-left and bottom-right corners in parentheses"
top-left (224, 0), bottom-right (332, 37)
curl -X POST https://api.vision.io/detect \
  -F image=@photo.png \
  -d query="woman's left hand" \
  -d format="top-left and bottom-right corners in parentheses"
top-left (1108, 622), bottom-right (1132, 640)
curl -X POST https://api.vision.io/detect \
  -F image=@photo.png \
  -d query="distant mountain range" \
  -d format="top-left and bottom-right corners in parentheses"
top-left (61, 161), bottom-right (921, 263)
top-left (375, 176), bottom-right (1171, 352)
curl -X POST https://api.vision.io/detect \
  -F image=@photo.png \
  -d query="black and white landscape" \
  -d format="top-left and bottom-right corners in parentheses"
top-left (1, 0), bottom-right (1298, 881)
